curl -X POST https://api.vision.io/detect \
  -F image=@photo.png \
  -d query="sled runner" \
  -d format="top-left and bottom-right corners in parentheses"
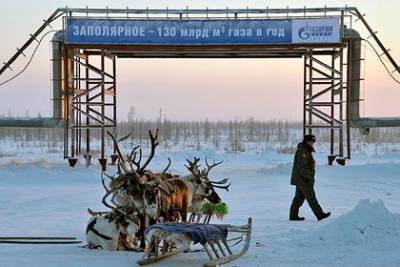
top-left (0, 236), bottom-right (81, 245)
top-left (137, 217), bottom-right (252, 267)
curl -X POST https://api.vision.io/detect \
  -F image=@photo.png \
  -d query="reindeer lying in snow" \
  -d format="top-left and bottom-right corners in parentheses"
top-left (86, 210), bottom-right (139, 251)
top-left (144, 228), bottom-right (192, 257)
top-left (86, 174), bottom-right (140, 251)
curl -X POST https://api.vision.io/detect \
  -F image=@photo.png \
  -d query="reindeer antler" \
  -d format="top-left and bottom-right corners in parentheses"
top-left (161, 157), bottom-right (172, 175)
top-left (204, 157), bottom-right (223, 176)
top-left (101, 173), bottom-right (120, 210)
top-left (208, 178), bottom-right (229, 184)
top-left (208, 182), bottom-right (231, 192)
top-left (201, 158), bottom-right (230, 191)
top-left (185, 157), bottom-right (201, 176)
top-left (138, 129), bottom-right (159, 174)
top-left (107, 131), bottom-right (130, 174)
top-left (128, 144), bottom-right (142, 171)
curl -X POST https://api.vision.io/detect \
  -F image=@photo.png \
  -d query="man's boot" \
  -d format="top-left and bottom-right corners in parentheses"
top-left (317, 212), bottom-right (331, 221)
top-left (290, 216), bottom-right (305, 221)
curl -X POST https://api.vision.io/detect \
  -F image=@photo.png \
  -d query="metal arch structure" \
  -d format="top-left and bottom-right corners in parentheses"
top-left (1, 6), bottom-right (400, 168)
top-left (62, 48), bottom-right (117, 168)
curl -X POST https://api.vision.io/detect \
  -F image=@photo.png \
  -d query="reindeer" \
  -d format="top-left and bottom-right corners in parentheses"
top-left (141, 159), bottom-right (190, 223)
top-left (143, 157), bottom-right (230, 224)
top-left (142, 158), bottom-right (231, 258)
top-left (144, 227), bottom-right (192, 258)
top-left (104, 130), bottom-right (161, 250)
top-left (86, 174), bottom-right (140, 251)
top-left (184, 157), bottom-right (231, 222)
top-left (106, 129), bottom-right (190, 249)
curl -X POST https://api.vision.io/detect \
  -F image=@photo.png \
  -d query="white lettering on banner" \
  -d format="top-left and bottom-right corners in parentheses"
top-left (278, 28), bottom-right (285, 37)
top-left (117, 26), bottom-right (124, 36)
top-left (212, 29), bottom-right (220, 37)
top-left (125, 27), bottom-right (131, 36)
top-left (133, 27), bottom-right (145, 36)
top-left (72, 25), bottom-right (147, 37)
top-left (264, 27), bottom-right (286, 37)
top-left (87, 26), bottom-right (94, 36)
top-left (110, 27), bottom-right (117, 36)
top-left (69, 19), bottom-right (325, 44)
top-left (72, 26), bottom-right (79, 36)
top-left (157, 27), bottom-right (176, 37)
top-left (102, 27), bottom-right (109, 36)
top-left (180, 29), bottom-right (188, 37)
top-left (195, 29), bottom-right (202, 38)
top-left (94, 26), bottom-right (101, 36)
top-left (80, 27), bottom-right (86, 36)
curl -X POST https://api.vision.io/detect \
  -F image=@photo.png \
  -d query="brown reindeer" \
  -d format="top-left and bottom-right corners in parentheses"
top-left (142, 172), bottom-right (190, 222)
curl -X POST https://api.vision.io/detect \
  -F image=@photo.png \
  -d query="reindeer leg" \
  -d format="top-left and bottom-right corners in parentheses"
top-left (181, 210), bottom-right (187, 223)
top-left (138, 213), bottom-right (147, 250)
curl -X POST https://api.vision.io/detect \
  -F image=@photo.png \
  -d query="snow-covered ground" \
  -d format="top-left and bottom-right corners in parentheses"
top-left (0, 144), bottom-right (400, 267)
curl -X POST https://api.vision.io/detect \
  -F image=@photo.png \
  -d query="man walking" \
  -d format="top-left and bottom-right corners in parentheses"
top-left (289, 134), bottom-right (330, 221)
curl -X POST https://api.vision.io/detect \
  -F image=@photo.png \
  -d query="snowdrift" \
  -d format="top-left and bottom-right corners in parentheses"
top-left (294, 199), bottom-right (400, 249)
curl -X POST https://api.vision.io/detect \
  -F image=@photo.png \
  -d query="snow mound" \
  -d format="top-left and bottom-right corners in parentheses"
top-left (294, 199), bottom-right (400, 248)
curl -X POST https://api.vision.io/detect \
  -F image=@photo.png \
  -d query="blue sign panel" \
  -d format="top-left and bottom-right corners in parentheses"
top-left (65, 18), bottom-right (340, 45)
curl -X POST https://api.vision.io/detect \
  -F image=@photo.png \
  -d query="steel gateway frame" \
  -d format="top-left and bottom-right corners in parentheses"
top-left (2, 7), bottom-right (400, 168)
top-left (61, 8), bottom-right (349, 169)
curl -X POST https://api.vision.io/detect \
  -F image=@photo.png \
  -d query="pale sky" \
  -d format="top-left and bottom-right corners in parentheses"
top-left (0, 0), bottom-right (400, 121)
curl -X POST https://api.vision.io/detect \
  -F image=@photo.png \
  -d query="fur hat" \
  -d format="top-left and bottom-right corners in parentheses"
top-left (303, 134), bottom-right (316, 143)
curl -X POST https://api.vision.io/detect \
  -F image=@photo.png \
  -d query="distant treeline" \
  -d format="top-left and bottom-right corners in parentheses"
top-left (0, 118), bottom-right (399, 154)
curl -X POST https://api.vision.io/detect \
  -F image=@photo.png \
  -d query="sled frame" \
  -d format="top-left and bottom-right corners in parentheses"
top-left (137, 217), bottom-right (252, 267)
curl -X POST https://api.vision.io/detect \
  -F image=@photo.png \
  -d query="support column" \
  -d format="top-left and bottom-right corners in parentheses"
top-left (303, 48), bottom-right (347, 165)
top-left (64, 49), bottom-right (116, 169)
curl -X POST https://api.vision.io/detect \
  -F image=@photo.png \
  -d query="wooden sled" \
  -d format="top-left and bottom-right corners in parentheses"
top-left (137, 217), bottom-right (252, 267)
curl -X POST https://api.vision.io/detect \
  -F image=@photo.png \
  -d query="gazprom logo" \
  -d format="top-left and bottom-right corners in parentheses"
top-left (298, 23), bottom-right (334, 40)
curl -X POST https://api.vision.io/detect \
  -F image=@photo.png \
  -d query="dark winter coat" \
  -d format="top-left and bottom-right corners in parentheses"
top-left (290, 142), bottom-right (315, 186)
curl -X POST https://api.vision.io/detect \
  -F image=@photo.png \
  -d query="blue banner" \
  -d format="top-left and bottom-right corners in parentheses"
top-left (65, 18), bottom-right (340, 45)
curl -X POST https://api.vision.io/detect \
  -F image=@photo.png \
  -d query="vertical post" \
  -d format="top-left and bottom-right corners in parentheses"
top-left (330, 51), bottom-right (335, 156)
top-left (85, 53), bottom-right (91, 166)
top-left (308, 50), bottom-right (313, 135)
top-left (339, 48), bottom-right (344, 158)
top-left (74, 53), bottom-right (79, 156)
top-left (303, 53), bottom-right (307, 137)
top-left (113, 54), bottom-right (117, 155)
top-left (65, 47), bottom-right (78, 167)
top-left (77, 51), bottom-right (82, 155)
top-left (346, 40), bottom-right (352, 159)
top-left (101, 50), bottom-right (105, 160)
top-left (339, 11), bottom-right (345, 158)
top-left (69, 49), bottom-right (75, 159)
top-left (63, 45), bottom-right (69, 159)
top-left (110, 52), bottom-right (118, 165)
top-left (99, 49), bottom-right (107, 171)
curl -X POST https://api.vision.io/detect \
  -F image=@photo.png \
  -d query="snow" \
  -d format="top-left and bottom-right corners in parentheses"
top-left (0, 144), bottom-right (400, 266)
top-left (296, 199), bottom-right (400, 247)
